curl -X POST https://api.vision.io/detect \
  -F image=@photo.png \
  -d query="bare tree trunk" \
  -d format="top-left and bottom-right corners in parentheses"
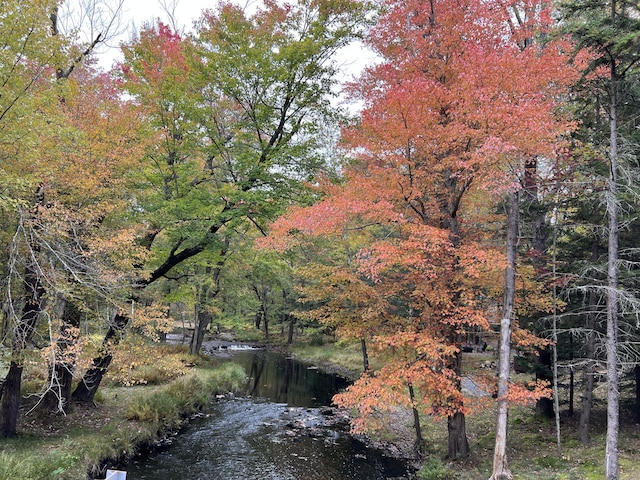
top-left (552, 223), bottom-right (562, 455)
top-left (489, 189), bottom-right (518, 480)
top-left (568, 333), bottom-right (575, 418)
top-left (604, 55), bottom-right (620, 480)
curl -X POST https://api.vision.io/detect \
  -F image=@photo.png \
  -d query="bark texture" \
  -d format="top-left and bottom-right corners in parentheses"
top-left (489, 189), bottom-right (518, 480)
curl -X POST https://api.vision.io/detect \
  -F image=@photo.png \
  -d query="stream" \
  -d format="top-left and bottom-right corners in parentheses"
top-left (125, 349), bottom-right (411, 479)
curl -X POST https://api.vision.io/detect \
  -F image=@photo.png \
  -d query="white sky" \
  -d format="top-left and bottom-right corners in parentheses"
top-left (94, 0), bottom-right (214, 70)
top-left (89, 0), bottom-right (374, 111)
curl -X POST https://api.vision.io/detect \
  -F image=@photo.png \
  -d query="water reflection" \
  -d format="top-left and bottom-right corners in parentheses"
top-left (236, 350), bottom-right (350, 407)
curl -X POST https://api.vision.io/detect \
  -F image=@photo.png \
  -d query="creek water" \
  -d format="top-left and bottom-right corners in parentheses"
top-left (125, 349), bottom-right (410, 479)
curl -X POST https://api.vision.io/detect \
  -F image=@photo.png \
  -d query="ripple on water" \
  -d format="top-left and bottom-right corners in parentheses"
top-left (126, 351), bottom-right (410, 480)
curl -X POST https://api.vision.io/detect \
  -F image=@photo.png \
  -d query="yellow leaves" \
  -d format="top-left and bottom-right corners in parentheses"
top-left (85, 225), bottom-right (152, 282)
top-left (132, 304), bottom-right (172, 342)
top-left (40, 324), bottom-right (84, 367)
top-left (106, 336), bottom-right (190, 387)
top-left (515, 264), bottom-right (566, 316)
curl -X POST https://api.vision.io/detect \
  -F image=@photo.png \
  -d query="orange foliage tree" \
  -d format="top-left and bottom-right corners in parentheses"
top-left (266, 0), bottom-right (579, 459)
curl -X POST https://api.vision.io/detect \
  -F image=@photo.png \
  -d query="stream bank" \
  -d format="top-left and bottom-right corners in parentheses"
top-left (122, 345), bottom-right (417, 479)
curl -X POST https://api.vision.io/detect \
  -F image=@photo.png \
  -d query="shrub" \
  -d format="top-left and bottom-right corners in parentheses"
top-left (418, 457), bottom-right (451, 480)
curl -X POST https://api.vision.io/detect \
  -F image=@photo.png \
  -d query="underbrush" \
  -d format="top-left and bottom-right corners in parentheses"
top-left (105, 341), bottom-right (210, 387)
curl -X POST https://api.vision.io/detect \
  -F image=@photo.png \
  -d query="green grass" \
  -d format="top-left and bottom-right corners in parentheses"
top-left (290, 339), bottom-right (376, 378)
top-left (286, 337), bottom-right (640, 480)
top-left (0, 362), bottom-right (246, 480)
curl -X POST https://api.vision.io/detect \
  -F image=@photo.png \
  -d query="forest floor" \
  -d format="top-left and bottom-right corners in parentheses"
top-left (290, 340), bottom-right (640, 480)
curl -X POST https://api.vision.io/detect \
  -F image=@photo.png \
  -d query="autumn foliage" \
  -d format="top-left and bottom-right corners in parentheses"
top-left (265, 0), bottom-right (581, 455)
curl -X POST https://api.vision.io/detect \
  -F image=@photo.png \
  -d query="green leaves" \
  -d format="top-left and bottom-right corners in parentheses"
top-left (116, 1), bottom-right (367, 283)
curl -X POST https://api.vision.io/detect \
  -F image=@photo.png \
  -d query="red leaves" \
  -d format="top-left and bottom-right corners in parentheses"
top-left (264, 0), bottom-right (580, 431)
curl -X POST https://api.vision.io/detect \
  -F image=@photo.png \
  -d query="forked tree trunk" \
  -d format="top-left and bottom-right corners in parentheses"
top-left (72, 313), bottom-right (129, 404)
top-left (190, 306), bottom-right (212, 356)
top-left (0, 185), bottom-right (46, 437)
top-left (489, 189), bottom-right (518, 480)
top-left (189, 262), bottom-right (224, 356)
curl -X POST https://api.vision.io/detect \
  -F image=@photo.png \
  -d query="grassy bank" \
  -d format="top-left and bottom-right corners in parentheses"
top-left (0, 357), bottom-right (245, 480)
top-left (289, 338), bottom-right (640, 480)
top-left (5, 334), bottom-right (639, 480)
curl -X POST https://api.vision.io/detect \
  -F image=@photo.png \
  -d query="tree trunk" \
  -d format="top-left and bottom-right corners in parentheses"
top-left (408, 382), bottom-right (423, 455)
top-left (635, 366), bottom-right (640, 423)
top-left (0, 362), bottom-right (23, 437)
top-left (0, 185), bottom-right (46, 437)
top-left (287, 314), bottom-right (296, 344)
top-left (263, 308), bottom-right (270, 341)
top-left (72, 313), bottom-right (129, 404)
top-left (579, 245), bottom-right (599, 444)
top-left (255, 309), bottom-right (262, 330)
top-left (43, 300), bottom-right (81, 411)
top-left (604, 56), bottom-right (620, 480)
top-left (447, 349), bottom-right (469, 459)
top-left (447, 411), bottom-right (469, 459)
top-left (569, 333), bottom-right (574, 418)
top-left (536, 348), bottom-right (554, 419)
top-left (489, 189), bottom-right (518, 480)
top-left (361, 337), bottom-right (370, 373)
top-left (189, 263), bottom-right (225, 355)
top-left (190, 306), bottom-right (211, 356)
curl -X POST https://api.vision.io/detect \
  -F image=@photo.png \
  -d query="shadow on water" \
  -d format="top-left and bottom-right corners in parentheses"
top-left (126, 349), bottom-right (411, 480)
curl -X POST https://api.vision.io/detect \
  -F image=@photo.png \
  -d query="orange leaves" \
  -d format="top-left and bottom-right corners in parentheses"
top-left (334, 351), bottom-right (467, 434)
top-left (504, 380), bottom-right (552, 405)
top-left (263, 0), bottom-right (577, 433)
